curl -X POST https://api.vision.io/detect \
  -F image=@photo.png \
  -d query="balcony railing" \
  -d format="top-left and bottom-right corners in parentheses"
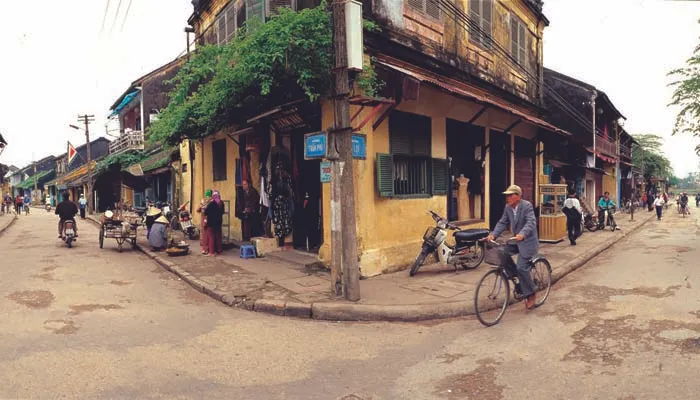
top-left (620, 144), bottom-right (632, 161)
top-left (595, 135), bottom-right (618, 158)
top-left (109, 129), bottom-right (144, 155)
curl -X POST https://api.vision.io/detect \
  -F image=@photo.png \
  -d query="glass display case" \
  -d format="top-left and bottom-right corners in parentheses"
top-left (539, 184), bottom-right (568, 243)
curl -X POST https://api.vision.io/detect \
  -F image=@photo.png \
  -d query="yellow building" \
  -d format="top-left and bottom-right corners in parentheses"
top-left (180, 0), bottom-right (570, 276)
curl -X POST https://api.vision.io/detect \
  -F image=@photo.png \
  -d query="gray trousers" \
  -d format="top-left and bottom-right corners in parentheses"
top-left (500, 243), bottom-right (536, 297)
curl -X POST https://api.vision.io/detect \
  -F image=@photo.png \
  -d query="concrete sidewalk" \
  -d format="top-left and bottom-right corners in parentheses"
top-left (0, 213), bottom-right (17, 237)
top-left (88, 209), bottom-right (655, 321)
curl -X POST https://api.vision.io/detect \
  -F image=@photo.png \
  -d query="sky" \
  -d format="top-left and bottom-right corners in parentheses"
top-left (0, 0), bottom-right (192, 168)
top-left (542, 0), bottom-right (700, 177)
top-left (0, 0), bottom-right (699, 176)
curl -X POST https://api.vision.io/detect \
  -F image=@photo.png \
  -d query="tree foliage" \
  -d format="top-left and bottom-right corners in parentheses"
top-left (149, 5), bottom-right (384, 146)
top-left (632, 134), bottom-right (674, 180)
top-left (668, 20), bottom-right (700, 151)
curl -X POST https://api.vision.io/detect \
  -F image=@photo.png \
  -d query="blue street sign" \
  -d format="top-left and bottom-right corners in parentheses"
top-left (304, 132), bottom-right (328, 159)
top-left (320, 161), bottom-right (331, 183)
top-left (352, 134), bottom-right (367, 159)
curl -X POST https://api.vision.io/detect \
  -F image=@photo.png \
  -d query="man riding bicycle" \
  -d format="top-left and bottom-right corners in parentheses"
top-left (486, 185), bottom-right (539, 310)
top-left (598, 192), bottom-right (616, 229)
top-left (680, 192), bottom-right (689, 215)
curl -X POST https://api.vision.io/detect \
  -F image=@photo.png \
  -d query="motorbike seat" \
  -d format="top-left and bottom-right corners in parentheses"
top-left (454, 229), bottom-right (490, 242)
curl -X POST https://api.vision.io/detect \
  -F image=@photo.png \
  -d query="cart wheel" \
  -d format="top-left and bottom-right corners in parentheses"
top-left (131, 238), bottom-right (137, 249)
top-left (99, 228), bottom-right (104, 249)
top-left (118, 243), bottom-right (123, 253)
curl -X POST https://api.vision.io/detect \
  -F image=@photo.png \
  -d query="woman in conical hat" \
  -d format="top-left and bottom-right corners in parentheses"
top-left (148, 215), bottom-right (170, 251)
top-left (145, 207), bottom-right (162, 239)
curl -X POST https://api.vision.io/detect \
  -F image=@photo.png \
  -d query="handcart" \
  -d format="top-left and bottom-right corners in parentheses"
top-left (98, 212), bottom-right (140, 252)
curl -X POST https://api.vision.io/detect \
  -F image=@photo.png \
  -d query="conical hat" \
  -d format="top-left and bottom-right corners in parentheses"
top-left (155, 215), bottom-right (169, 224)
top-left (146, 207), bottom-right (161, 216)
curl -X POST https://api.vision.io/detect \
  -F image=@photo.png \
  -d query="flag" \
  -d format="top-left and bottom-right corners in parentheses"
top-left (67, 142), bottom-right (78, 165)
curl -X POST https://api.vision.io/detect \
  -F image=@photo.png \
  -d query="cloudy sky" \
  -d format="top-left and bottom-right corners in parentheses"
top-left (543, 0), bottom-right (700, 176)
top-left (1, 0), bottom-right (699, 176)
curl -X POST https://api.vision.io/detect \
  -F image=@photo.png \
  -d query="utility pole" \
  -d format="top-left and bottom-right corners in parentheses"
top-left (77, 114), bottom-right (95, 214)
top-left (33, 160), bottom-right (37, 202)
top-left (328, 0), bottom-right (360, 301)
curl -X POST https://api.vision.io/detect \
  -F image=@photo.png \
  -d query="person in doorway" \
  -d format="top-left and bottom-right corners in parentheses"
top-left (204, 190), bottom-right (225, 256)
top-left (55, 192), bottom-right (79, 238)
top-left (271, 162), bottom-right (293, 247)
top-left (654, 193), bottom-right (665, 220)
top-left (78, 194), bottom-right (87, 219)
top-left (239, 179), bottom-right (260, 242)
top-left (148, 215), bottom-right (170, 251)
top-left (196, 189), bottom-right (213, 254)
top-left (563, 189), bottom-right (582, 245)
top-left (486, 185), bottom-right (539, 310)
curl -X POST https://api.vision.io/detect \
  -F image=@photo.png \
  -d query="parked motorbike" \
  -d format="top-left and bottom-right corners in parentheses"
top-left (582, 212), bottom-right (598, 232)
top-left (410, 210), bottom-right (489, 276)
top-left (176, 201), bottom-right (199, 240)
top-left (61, 220), bottom-right (76, 248)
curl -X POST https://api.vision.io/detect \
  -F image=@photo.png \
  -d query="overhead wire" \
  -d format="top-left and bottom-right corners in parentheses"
top-left (120, 0), bottom-right (134, 32)
top-left (99, 0), bottom-right (112, 35)
top-left (110, 0), bottom-right (124, 35)
top-left (434, 0), bottom-right (607, 137)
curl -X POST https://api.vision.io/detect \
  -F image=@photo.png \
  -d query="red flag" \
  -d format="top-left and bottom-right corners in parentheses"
top-left (67, 142), bottom-right (78, 165)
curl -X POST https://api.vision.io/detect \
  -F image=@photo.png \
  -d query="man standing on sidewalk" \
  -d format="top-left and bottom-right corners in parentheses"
top-left (563, 189), bottom-right (582, 246)
top-left (78, 194), bottom-right (87, 219)
top-left (487, 185), bottom-right (539, 310)
top-left (654, 193), bottom-right (665, 220)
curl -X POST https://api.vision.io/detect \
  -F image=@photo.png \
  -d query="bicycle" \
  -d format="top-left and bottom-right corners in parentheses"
top-left (681, 203), bottom-right (689, 218)
top-left (474, 239), bottom-right (552, 327)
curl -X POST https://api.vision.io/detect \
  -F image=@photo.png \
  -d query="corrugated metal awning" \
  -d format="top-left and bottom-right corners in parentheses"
top-left (375, 55), bottom-right (573, 137)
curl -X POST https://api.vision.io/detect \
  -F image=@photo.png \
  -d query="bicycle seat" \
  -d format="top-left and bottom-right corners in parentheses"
top-left (454, 229), bottom-right (490, 242)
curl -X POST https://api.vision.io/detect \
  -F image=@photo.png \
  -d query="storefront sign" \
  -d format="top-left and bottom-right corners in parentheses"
top-left (352, 134), bottom-right (366, 160)
top-left (304, 132), bottom-right (328, 159)
top-left (320, 161), bottom-right (331, 183)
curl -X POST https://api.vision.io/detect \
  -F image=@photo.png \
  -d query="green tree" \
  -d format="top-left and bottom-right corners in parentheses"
top-left (632, 134), bottom-right (674, 179)
top-left (668, 21), bottom-right (700, 153)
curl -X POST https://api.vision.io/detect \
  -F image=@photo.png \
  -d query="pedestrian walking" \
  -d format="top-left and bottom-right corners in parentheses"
top-left (15, 195), bottom-right (23, 215)
top-left (23, 194), bottom-right (31, 215)
top-left (205, 190), bottom-right (225, 256)
top-left (563, 189), bottom-right (582, 245)
top-left (78, 194), bottom-right (87, 219)
top-left (654, 193), bottom-right (665, 220)
top-left (196, 189), bottom-right (212, 254)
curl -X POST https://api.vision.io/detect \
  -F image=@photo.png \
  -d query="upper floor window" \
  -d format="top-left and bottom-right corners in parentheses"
top-left (406, 0), bottom-right (441, 21)
top-left (212, 139), bottom-right (228, 182)
top-left (469, 0), bottom-right (493, 49)
top-left (216, 1), bottom-right (241, 45)
top-left (511, 16), bottom-right (530, 70)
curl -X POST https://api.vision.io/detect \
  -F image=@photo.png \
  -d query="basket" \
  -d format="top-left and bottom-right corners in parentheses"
top-left (484, 242), bottom-right (504, 266)
top-left (166, 247), bottom-right (189, 257)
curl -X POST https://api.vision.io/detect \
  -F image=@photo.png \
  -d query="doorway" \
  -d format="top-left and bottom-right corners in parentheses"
top-left (291, 134), bottom-right (323, 252)
top-left (446, 119), bottom-right (485, 222)
top-left (489, 130), bottom-right (511, 228)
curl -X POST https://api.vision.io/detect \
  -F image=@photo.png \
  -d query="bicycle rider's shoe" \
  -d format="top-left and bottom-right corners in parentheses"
top-left (525, 294), bottom-right (536, 310)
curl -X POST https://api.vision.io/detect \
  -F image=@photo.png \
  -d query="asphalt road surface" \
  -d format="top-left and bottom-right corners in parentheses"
top-left (1, 208), bottom-right (700, 399)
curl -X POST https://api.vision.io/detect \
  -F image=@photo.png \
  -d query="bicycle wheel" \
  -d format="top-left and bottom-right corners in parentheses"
top-left (609, 216), bottom-right (617, 231)
top-left (474, 269), bottom-right (510, 327)
top-left (530, 258), bottom-right (552, 307)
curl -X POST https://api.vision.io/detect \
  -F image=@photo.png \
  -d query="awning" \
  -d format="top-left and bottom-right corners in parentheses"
top-left (375, 55), bottom-right (573, 137)
top-left (597, 153), bottom-right (617, 164)
top-left (586, 167), bottom-right (609, 176)
top-left (547, 160), bottom-right (570, 168)
top-left (16, 170), bottom-right (55, 189)
top-left (110, 90), bottom-right (140, 117)
top-left (620, 160), bottom-right (634, 167)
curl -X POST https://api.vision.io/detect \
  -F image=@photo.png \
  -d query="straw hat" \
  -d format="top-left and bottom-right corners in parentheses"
top-left (146, 207), bottom-right (161, 217)
top-left (155, 215), bottom-right (169, 224)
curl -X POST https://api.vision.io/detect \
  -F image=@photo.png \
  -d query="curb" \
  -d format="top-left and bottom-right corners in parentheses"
top-left (88, 213), bottom-right (654, 322)
top-left (0, 214), bottom-right (18, 238)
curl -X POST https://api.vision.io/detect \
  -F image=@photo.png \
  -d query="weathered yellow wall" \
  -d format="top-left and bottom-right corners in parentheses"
top-left (603, 164), bottom-right (617, 201)
top-left (179, 140), bottom-right (193, 213)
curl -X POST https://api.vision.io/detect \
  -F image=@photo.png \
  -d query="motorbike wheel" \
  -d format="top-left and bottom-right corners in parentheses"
top-left (459, 243), bottom-right (485, 270)
top-left (585, 223), bottom-right (598, 232)
top-left (67, 237), bottom-right (73, 248)
top-left (409, 247), bottom-right (430, 277)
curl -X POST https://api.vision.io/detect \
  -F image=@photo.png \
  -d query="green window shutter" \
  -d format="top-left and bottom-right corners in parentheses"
top-left (376, 153), bottom-right (394, 197)
top-left (267, 0), bottom-right (294, 16)
top-left (432, 158), bottom-right (448, 195)
top-left (246, 0), bottom-right (265, 22)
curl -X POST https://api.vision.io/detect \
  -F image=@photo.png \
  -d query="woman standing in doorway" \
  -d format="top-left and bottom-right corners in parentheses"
top-left (197, 189), bottom-right (212, 254)
top-left (204, 190), bottom-right (225, 256)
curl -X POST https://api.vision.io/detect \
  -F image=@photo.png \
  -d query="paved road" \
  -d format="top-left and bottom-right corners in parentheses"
top-left (1, 208), bottom-right (700, 399)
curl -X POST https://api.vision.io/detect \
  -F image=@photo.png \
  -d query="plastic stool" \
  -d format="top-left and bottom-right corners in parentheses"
top-left (240, 244), bottom-right (257, 259)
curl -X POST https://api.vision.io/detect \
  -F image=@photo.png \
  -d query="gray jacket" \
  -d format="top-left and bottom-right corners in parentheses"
top-left (148, 222), bottom-right (168, 249)
top-left (492, 199), bottom-right (539, 259)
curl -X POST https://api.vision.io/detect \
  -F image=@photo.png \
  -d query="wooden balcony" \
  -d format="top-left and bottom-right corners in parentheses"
top-left (620, 144), bottom-right (632, 162)
top-left (109, 129), bottom-right (144, 155)
top-left (595, 135), bottom-right (618, 158)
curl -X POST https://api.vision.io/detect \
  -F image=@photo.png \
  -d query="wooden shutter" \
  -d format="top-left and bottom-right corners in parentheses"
top-left (518, 24), bottom-right (526, 66)
top-left (412, 129), bottom-right (431, 157)
top-left (376, 153), bottom-right (394, 197)
top-left (432, 158), bottom-right (448, 195)
top-left (237, 0), bottom-right (247, 30)
top-left (267, 0), bottom-right (294, 16)
top-left (407, 0), bottom-right (423, 11)
top-left (469, 0), bottom-right (480, 43)
top-left (246, 0), bottom-right (265, 22)
top-left (216, 16), bottom-right (226, 44)
top-left (426, 0), bottom-right (440, 20)
top-left (225, 3), bottom-right (237, 41)
top-left (510, 18), bottom-right (518, 60)
top-left (482, 0), bottom-right (492, 48)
